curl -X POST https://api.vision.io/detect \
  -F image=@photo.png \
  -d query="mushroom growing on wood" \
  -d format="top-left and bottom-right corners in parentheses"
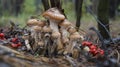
top-left (27, 19), bottom-right (45, 37)
top-left (51, 31), bottom-right (63, 53)
top-left (67, 26), bottom-right (77, 35)
top-left (64, 32), bottom-right (82, 58)
top-left (42, 25), bottom-right (52, 56)
top-left (42, 8), bottom-right (65, 32)
top-left (27, 19), bottom-right (46, 51)
top-left (22, 34), bottom-right (32, 51)
top-left (59, 19), bottom-right (71, 45)
top-left (32, 26), bottom-right (42, 50)
top-left (69, 32), bottom-right (82, 58)
top-left (27, 18), bottom-right (39, 38)
top-left (42, 8), bottom-right (65, 54)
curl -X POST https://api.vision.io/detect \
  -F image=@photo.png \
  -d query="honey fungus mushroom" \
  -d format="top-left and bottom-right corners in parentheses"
top-left (42, 8), bottom-right (65, 53)
top-left (27, 19), bottom-right (40, 38)
top-left (64, 32), bottom-right (82, 56)
top-left (27, 18), bottom-right (38, 27)
top-left (27, 18), bottom-right (46, 51)
top-left (59, 19), bottom-right (72, 44)
top-left (42, 8), bottom-right (65, 33)
top-left (27, 19), bottom-right (46, 39)
top-left (67, 26), bottom-right (77, 34)
top-left (42, 26), bottom-right (52, 56)
top-left (22, 34), bottom-right (32, 51)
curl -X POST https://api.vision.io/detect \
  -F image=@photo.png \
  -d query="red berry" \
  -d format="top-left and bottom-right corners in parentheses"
top-left (12, 38), bottom-right (18, 43)
top-left (89, 45), bottom-right (97, 49)
top-left (0, 33), bottom-right (5, 40)
top-left (93, 50), bottom-right (98, 56)
top-left (17, 42), bottom-right (22, 47)
top-left (82, 41), bottom-right (92, 46)
top-left (90, 49), bottom-right (98, 56)
top-left (11, 43), bottom-right (18, 48)
top-left (99, 49), bottom-right (104, 55)
top-left (0, 33), bottom-right (4, 37)
top-left (89, 48), bottom-right (96, 53)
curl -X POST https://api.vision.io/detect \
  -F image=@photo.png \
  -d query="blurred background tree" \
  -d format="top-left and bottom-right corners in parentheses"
top-left (0, 0), bottom-right (24, 16)
top-left (0, 0), bottom-right (120, 35)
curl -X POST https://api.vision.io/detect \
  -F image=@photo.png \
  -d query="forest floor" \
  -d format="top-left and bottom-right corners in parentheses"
top-left (0, 18), bottom-right (120, 67)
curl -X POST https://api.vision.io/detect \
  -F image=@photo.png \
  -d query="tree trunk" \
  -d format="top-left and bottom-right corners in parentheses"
top-left (50, 0), bottom-right (56, 7)
top-left (97, 0), bottom-right (110, 39)
top-left (50, 0), bottom-right (62, 9)
top-left (42, 0), bottom-right (50, 11)
top-left (75, 0), bottom-right (83, 31)
top-left (91, 0), bottom-right (99, 14)
top-left (50, 0), bottom-right (66, 18)
top-left (109, 0), bottom-right (117, 19)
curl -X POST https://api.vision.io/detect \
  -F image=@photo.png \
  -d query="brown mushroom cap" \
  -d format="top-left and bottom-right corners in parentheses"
top-left (27, 19), bottom-right (39, 26)
top-left (59, 19), bottom-right (72, 28)
top-left (33, 26), bottom-right (42, 32)
top-left (38, 41), bottom-right (44, 46)
top-left (43, 26), bottom-right (52, 32)
top-left (42, 8), bottom-right (65, 21)
top-left (51, 32), bottom-right (61, 38)
top-left (27, 19), bottom-right (45, 27)
top-left (67, 27), bottom-right (77, 34)
top-left (62, 37), bottom-right (69, 44)
top-left (70, 32), bottom-right (81, 40)
top-left (37, 20), bottom-right (46, 27)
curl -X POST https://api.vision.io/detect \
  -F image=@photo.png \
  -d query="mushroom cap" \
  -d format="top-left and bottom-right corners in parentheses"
top-left (42, 26), bottom-right (51, 33)
top-left (27, 19), bottom-right (45, 27)
top-left (67, 27), bottom-right (77, 34)
top-left (70, 32), bottom-right (81, 40)
top-left (83, 46), bottom-right (90, 52)
top-left (37, 20), bottom-right (46, 27)
top-left (33, 26), bottom-right (42, 32)
top-left (62, 37), bottom-right (69, 44)
top-left (27, 19), bottom-right (39, 26)
top-left (38, 41), bottom-right (44, 46)
top-left (59, 19), bottom-right (71, 28)
top-left (42, 8), bottom-right (65, 21)
top-left (51, 32), bottom-right (61, 38)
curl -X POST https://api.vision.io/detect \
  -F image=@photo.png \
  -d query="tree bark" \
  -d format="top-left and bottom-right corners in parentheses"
top-left (109, 0), bottom-right (117, 19)
top-left (50, 0), bottom-right (66, 18)
top-left (50, 0), bottom-right (62, 9)
top-left (91, 0), bottom-right (99, 14)
top-left (42, 0), bottom-right (50, 11)
top-left (75, 0), bottom-right (83, 31)
top-left (97, 0), bottom-right (110, 39)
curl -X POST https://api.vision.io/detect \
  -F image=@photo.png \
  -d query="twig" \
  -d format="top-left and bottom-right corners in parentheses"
top-left (115, 49), bottom-right (120, 63)
top-left (0, 45), bottom-right (21, 55)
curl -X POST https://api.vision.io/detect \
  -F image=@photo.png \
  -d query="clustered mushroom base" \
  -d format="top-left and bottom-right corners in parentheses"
top-left (26, 8), bottom-right (104, 59)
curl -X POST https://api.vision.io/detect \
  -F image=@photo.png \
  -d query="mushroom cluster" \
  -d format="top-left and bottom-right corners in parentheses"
top-left (26, 8), bottom-right (84, 58)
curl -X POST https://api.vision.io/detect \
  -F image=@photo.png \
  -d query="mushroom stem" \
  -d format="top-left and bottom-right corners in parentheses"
top-left (32, 26), bottom-right (42, 51)
top-left (25, 39), bottom-right (32, 51)
top-left (49, 20), bottom-right (59, 32)
top-left (29, 27), bottom-right (35, 38)
top-left (60, 27), bottom-right (69, 44)
top-left (61, 27), bottom-right (68, 37)
top-left (43, 33), bottom-right (51, 57)
top-left (57, 37), bottom-right (63, 51)
top-left (70, 41), bottom-right (77, 52)
top-left (42, 25), bottom-right (52, 56)
top-left (34, 32), bottom-right (39, 43)
top-left (22, 34), bottom-right (32, 51)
